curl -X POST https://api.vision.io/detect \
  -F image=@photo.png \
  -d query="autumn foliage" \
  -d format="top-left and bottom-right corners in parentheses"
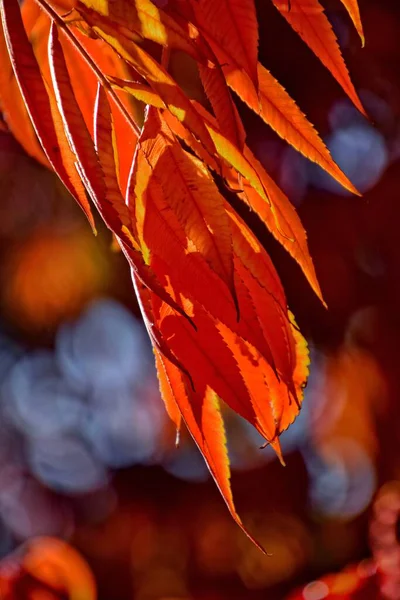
top-left (0, 0), bottom-right (365, 548)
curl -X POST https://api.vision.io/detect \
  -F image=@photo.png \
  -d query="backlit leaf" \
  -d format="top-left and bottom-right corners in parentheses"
top-left (129, 107), bottom-right (236, 302)
top-left (188, 0), bottom-right (259, 88)
top-left (48, 22), bottom-right (106, 219)
top-left (77, 0), bottom-right (213, 65)
top-left (271, 0), bottom-right (366, 115)
top-left (0, 17), bottom-right (48, 166)
top-left (77, 17), bottom-right (217, 157)
top-left (0, 0), bottom-right (96, 228)
top-left (198, 62), bottom-right (246, 148)
top-left (339, 0), bottom-right (364, 46)
top-left (209, 44), bottom-right (360, 194)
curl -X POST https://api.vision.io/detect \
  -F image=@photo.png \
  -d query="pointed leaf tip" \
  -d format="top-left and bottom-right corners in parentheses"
top-left (270, 438), bottom-right (286, 466)
top-left (271, 0), bottom-right (367, 117)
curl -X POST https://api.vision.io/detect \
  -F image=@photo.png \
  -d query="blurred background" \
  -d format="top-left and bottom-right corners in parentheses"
top-left (0, 0), bottom-right (400, 598)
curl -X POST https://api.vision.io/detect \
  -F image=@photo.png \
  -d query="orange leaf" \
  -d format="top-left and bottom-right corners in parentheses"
top-left (92, 88), bottom-right (194, 322)
top-left (0, 537), bottom-right (96, 600)
top-left (108, 76), bottom-right (166, 108)
top-left (134, 171), bottom-right (307, 432)
top-left (184, 101), bottom-right (325, 303)
top-left (228, 206), bottom-right (300, 391)
top-left (154, 347), bottom-right (182, 437)
top-left (78, 18), bottom-right (217, 158)
top-left (188, 0), bottom-right (259, 88)
top-left (64, 27), bottom-right (142, 189)
top-left (151, 334), bottom-right (266, 552)
top-left (0, 18), bottom-right (48, 167)
top-left (198, 62), bottom-right (246, 149)
top-left (0, 0), bottom-right (96, 228)
top-left (185, 1), bottom-right (360, 192)
top-left (339, 0), bottom-right (364, 46)
top-left (211, 46), bottom-right (359, 194)
top-left (48, 22), bottom-right (107, 215)
top-left (93, 82), bottom-right (135, 237)
top-left (129, 107), bottom-right (236, 303)
top-left (77, 0), bottom-right (213, 65)
top-left (240, 146), bottom-right (325, 304)
top-left (271, 0), bottom-right (366, 115)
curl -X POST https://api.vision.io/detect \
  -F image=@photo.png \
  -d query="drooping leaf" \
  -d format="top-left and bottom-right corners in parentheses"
top-left (129, 107), bottom-right (236, 302)
top-left (48, 22), bottom-right (107, 218)
top-left (173, 3), bottom-right (360, 193)
top-left (240, 145), bottom-right (325, 304)
top-left (108, 75), bottom-right (166, 108)
top-left (188, 0), bottom-right (259, 88)
top-left (0, 0), bottom-right (96, 228)
top-left (206, 44), bottom-right (359, 194)
top-left (76, 0), bottom-right (213, 66)
top-left (92, 85), bottom-right (195, 323)
top-left (75, 16), bottom-right (217, 157)
top-left (0, 17), bottom-right (48, 167)
top-left (271, 0), bottom-right (366, 115)
top-left (154, 347), bottom-right (182, 438)
top-left (198, 62), bottom-right (246, 149)
top-left (339, 0), bottom-right (364, 46)
top-left (0, 0), bottom-right (366, 552)
top-left (151, 323), bottom-right (267, 552)
top-left (93, 82), bottom-right (134, 235)
top-left (173, 101), bottom-right (324, 303)
top-left (129, 153), bottom-right (308, 442)
top-left (63, 26), bottom-right (142, 189)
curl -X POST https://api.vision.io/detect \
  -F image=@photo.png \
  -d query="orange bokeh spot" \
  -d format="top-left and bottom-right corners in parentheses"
top-left (2, 227), bottom-right (109, 332)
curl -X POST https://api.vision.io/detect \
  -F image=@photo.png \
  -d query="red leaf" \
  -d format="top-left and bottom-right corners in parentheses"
top-left (0, 17), bottom-right (48, 167)
top-left (48, 22), bottom-right (107, 214)
top-left (0, 0), bottom-right (96, 228)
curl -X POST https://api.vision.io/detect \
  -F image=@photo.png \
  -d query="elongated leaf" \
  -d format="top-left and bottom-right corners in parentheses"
top-left (0, 17), bottom-right (48, 167)
top-left (77, 17), bottom-right (217, 158)
top-left (129, 107), bottom-right (235, 301)
top-left (182, 0), bottom-right (360, 192)
top-left (189, 0), bottom-right (259, 87)
top-left (154, 347), bottom-right (182, 437)
top-left (92, 84), bottom-right (197, 324)
top-left (240, 146), bottom-right (325, 304)
top-left (228, 206), bottom-right (299, 390)
top-left (185, 101), bottom-right (324, 302)
top-left (198, 62), bottom-right (246, 149)
top-left (142, 178), bottom-right (289, 383)
top-left (0, 0), bottom-right (95, 228)
top-left (271, 0), bottom-right (366, 115)
top-left (108, 75), bottom-right (166, 108)
top-left (202, 38), bottom-right (359, 194)
top-left (48, 22), bottom-right (107, 218)
top-left (64, 26), bottom-right (142, 190)
top-left (151, 331), bottom-right (266, 552)
top-left (131, 160), bottom-right (306, 428)
top-left (93, 83), bottom-right (134, 234)
top-left (339, 0), bottom-right (364, 46)
top-left (77, 0), bottom-right (212, 65)
top-left (257, 63), bottom-right (360, 193)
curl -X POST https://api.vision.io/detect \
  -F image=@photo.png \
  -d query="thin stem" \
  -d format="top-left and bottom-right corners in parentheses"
top-left (34, 0), bottom-right (141, 137)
